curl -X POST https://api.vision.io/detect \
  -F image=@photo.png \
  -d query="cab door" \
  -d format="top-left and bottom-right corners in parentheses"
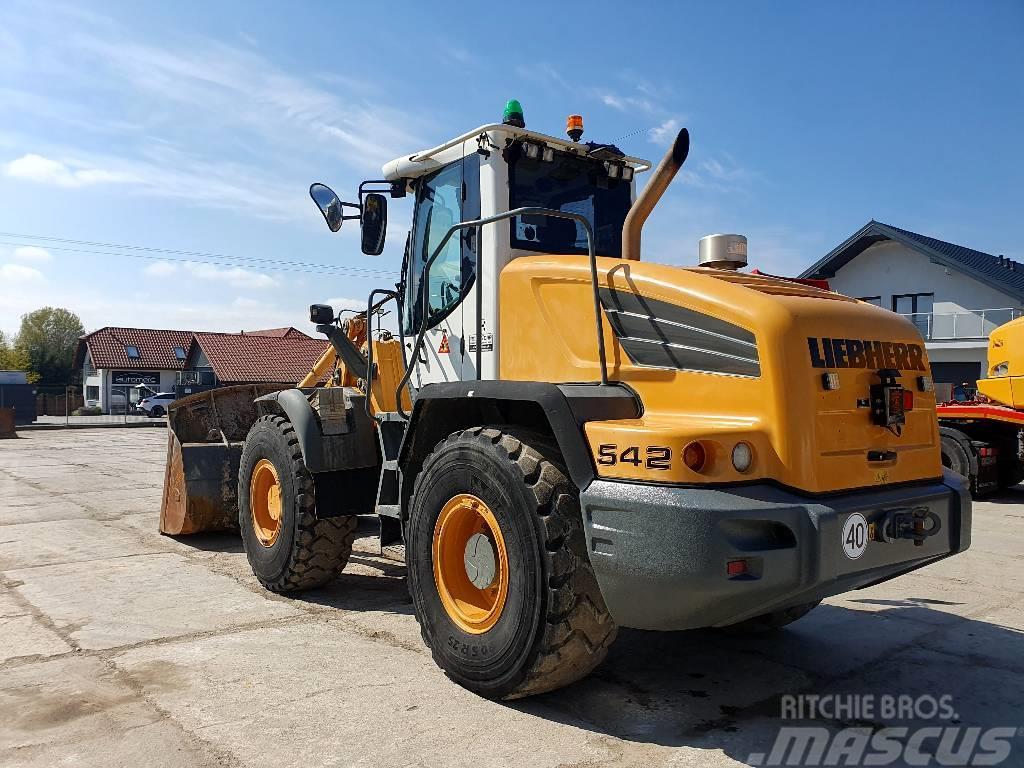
top-left (403, 153), bottom-right (480, 387)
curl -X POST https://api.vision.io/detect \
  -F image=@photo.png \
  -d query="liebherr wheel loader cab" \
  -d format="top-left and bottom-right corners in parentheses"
top-left (162, 105), bottom-right (971, 699)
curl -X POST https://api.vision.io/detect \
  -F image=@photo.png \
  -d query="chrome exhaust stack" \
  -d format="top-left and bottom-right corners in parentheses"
top-left (621, 128), bottom-right (690, 261)
top-left (698, 234), bottom-right (748, 270)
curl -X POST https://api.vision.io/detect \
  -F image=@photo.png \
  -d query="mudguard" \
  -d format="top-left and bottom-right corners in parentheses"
top-left (255, 387), bottom-right (378, 473)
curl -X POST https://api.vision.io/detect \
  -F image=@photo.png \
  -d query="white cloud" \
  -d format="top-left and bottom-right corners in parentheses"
top-left (599, 92), bottom-right (657, 116)
top-left (0, 9), bottom-right (428, 224)
top-left (183, 261), bottom-right (275, 289)
top-left (141, 259), bottom-right (274, 288)
top-left (143, 260), bottom-right (177, 277)
top-left (649, 118), bottom-right (680, 145)
top-left (324, 296), bottom-right (365, 312)
top-left (701, 156), bottom-right (751, 184)
top-left (444, 45), bottom-right (474, 64)
top-left (5, 153), bottom-right (136, 187)
top-left (11, 245), bottom-right (52, 262)
top-left (0, 263), bottom-right (44, 282)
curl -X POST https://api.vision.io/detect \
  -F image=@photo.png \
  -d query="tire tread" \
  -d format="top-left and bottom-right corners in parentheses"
top-left (241, 415), bottom-right (356, 594)
top-left (413, 425), bottom-right (617, 699)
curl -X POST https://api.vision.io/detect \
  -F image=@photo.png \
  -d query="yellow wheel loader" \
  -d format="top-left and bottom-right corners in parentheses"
top-left (161, 103), bottom-right (971, 699)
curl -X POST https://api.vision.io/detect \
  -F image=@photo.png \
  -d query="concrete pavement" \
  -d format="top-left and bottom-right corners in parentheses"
top-left (1, 428), bottom-right (1022, 767)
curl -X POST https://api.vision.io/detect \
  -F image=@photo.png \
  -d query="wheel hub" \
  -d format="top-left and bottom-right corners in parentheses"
top-left (432, 493), bottom-right (508, 634)
top-left (250, 459), bottom-right (283, 547)
top-left (464, 532), bottom-right (497, 589)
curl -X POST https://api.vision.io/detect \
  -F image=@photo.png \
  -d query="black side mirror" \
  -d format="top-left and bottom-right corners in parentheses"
top-left (361, 193), bottom-right (387, 255)
top-left (310, 183), bottom-right (345, 232)
top-left (309, 304), bottom-right (335, 325)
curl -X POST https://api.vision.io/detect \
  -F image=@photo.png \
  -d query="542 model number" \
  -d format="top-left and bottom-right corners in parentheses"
top-left (596, 444), bottom-right (671, 470)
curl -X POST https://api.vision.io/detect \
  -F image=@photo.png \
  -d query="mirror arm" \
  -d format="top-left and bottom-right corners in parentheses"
top-left (359, 179), bottom-right (406, 200)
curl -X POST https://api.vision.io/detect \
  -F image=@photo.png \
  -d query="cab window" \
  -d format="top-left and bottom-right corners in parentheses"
top-left (404, 154), bottom-right (480, 331)
top-left (508, 143), bottom-right (630, 257)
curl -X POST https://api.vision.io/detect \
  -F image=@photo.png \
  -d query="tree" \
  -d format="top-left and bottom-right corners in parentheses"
top-left (14, 307), bottom-right (85, 386)
top-left (0, 330), bottom-right (39, 383)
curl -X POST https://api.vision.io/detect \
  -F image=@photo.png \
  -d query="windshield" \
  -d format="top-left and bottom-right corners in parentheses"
top-left (508, 144), bottom-right (632, 257)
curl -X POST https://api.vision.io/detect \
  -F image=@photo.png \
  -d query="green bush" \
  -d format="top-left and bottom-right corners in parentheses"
top-left (72, 406), bottom-right (103, 416)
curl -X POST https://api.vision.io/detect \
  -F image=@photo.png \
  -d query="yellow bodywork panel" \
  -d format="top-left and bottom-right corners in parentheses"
top-left (977, 315), bottom-right (1024, 408)
top-left (499, 255), bottom-right (942, 495)
top-left (368, 337), bottom-right (412, 414)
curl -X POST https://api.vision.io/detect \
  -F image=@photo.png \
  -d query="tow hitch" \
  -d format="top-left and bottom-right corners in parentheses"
top-left (876, 506), bottom-right (942, 547)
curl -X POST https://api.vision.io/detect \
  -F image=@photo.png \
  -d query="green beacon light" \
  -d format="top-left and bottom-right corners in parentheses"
top-left (502, 99), bottom-right (525, 128)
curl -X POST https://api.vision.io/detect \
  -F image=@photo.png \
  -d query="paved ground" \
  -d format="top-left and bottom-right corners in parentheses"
top-left (30, 414), bottom-right (163, 427)
top-left (1, 429), bottom-right (1022, 767)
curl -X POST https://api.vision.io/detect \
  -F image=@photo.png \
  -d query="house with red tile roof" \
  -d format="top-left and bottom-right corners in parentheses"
top-left (74, 326), bottom-right (329, 413)
top-left (74, 327), bottom-right (194, 413)
top-left (184, 331), bottom-right (329, 387)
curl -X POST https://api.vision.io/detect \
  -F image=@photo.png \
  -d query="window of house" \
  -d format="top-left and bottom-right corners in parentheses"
top-left (86, 386), bottom-right (99, 400)
top-left (892, 293), bottom-right (933, 314)
top-left (174, 346), bottom-right (186, 360)
top-left (892, 293), bottom-right (934, 338)
top-left (857, 296), bottom-right (882, 306)
top-left (126, 345), bottom-right (140, 358)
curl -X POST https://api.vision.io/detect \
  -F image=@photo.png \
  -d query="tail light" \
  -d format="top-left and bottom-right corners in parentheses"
top-left (870, 370), bottom-right (907, 428)
top-left (683, 441), bottom-right (707, 472)
top-left (902, 389), bottom-right (914, 411)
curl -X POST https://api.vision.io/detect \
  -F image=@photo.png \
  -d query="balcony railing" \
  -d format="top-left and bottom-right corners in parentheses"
top-left (901, 308), bottom-right (1024, 340)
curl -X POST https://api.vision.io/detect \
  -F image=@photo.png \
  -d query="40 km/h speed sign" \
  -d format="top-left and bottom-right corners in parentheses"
top-left (841, 513), bottom-right (869, 560)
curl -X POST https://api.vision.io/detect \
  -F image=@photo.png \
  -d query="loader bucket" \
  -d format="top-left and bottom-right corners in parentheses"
top-left (159, 384), bottom-right (290, 535)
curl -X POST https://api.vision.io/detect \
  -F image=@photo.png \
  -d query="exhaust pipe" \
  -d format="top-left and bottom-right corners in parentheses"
top-left (621, 128), bottom-right (690, 261)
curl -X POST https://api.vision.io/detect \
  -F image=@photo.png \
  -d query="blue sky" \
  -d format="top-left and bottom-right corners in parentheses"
top-left (1, 0), bottom-right (1021, 336)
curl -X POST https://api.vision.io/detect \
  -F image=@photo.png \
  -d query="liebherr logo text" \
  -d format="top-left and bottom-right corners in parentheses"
top-left (748, 694), bottom-right (1018, 766)
top-left (808, 337), bottom-right (927, 371)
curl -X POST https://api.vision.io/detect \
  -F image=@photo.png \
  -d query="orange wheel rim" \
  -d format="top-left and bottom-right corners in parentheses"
top-left (432, 493), bottom-right (509, 634)
top-left (250, 459), bottom-right (283, 547)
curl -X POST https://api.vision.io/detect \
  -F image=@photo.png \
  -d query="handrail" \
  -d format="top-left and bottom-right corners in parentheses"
top-left (901, 308), bottom-right (1024, 341)
top-left (393, 206), bottom-right (608, 419)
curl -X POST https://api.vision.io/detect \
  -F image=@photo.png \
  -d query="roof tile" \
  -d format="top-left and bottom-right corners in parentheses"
top-left (78, 327), bottom-right (194, 371)
top-left (801, 220), bottom-right (1024, 302)
top-left (191, 332), bottom-right (330, 385)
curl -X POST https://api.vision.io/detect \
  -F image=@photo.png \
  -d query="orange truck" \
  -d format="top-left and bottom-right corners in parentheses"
top-left (937, 316), bottom-right (1024, 495)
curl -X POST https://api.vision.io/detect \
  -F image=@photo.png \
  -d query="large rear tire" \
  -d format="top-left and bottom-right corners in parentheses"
top-left (239, 415), bottom-right (356, 593)
top-left (406, 426), bottom-right (617, 700)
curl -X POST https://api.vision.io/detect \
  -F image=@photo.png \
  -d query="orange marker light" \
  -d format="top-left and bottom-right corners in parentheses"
top-left (566, 114), bottom-right (584, 142)
top-left (683, 441), bottom-right (706, 472)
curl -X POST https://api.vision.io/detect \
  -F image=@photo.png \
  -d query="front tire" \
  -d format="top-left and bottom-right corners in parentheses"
top-left (150, 406), bottom-right (165, 418)
top-left (239, 415), bottom-right (356, 593)
top-left (406, 426), bottom-right (616, 700)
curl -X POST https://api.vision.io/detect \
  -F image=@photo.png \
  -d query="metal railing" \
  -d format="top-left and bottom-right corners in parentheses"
top-left (901, 308), bottom-right (1024, 340)
top-left (394, 206), bottom-right (607, 419)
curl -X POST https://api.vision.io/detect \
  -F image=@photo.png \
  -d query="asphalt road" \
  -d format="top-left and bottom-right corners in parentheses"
top-left (1, 429), bottom-right (1022, 767)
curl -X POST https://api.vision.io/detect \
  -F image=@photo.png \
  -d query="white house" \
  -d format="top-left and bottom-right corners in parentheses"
top-left (74, 327), bottom-right (193, 413)
top-left (801, 221), bottom-right (1023, 385)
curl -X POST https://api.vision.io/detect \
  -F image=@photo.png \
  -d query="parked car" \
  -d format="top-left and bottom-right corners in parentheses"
top-left (138, 392), bottom-right (175, 417)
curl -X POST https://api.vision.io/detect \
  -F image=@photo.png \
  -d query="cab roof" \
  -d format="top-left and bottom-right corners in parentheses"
top-left (382, 123), bottom-right (653, 181)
